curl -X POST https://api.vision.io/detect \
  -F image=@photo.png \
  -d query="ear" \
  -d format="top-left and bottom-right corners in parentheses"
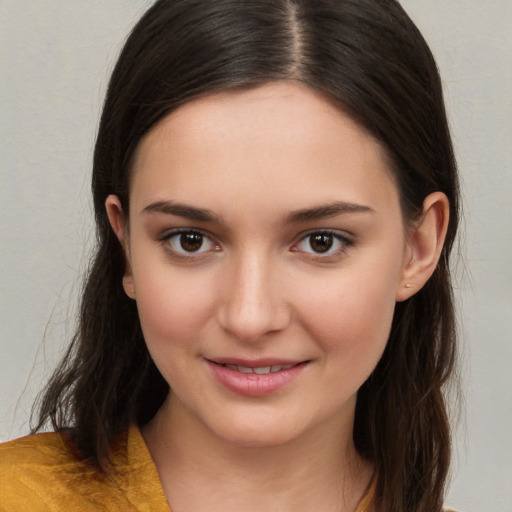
top-left (105, 195), bottom-right (136, 300)
top-left (396, 192), bottom-right (450, 302)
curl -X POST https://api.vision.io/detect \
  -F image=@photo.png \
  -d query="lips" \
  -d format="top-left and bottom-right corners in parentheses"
top-left (206, 358), bottom-right (308, 396)
top-left (223, 363), bottom-right (296, 374)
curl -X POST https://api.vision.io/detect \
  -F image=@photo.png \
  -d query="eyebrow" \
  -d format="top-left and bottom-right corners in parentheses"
top-left (285, 201), bottom-right (374, 223)
top-left (142, 201), bottom-right (218, 222)
top-left (142, 199), bottom-right (373, 224)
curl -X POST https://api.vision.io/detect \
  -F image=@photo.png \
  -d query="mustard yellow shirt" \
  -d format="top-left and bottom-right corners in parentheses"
top-left (0, 425), bottom-right (375, 512)
top-left (1, 426), bottom-right (169, 511)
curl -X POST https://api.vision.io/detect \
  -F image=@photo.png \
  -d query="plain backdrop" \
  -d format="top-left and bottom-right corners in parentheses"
top-left (1, 1), bottom-right (511, 510)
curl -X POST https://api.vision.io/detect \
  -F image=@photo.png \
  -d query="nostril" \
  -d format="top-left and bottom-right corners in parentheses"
top-left (216, 265), bottom-right (292, 342)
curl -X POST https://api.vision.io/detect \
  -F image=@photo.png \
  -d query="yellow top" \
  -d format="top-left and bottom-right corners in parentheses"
top-left (0, 426), bottom-right (170, 511)
top-left (1, 425), bottom-right (374, 512)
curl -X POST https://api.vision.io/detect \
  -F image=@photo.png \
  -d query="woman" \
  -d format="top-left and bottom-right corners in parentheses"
top-left (0, 1), bottom-right (459, 511)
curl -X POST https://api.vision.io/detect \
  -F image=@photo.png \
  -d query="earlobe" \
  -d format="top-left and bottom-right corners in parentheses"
top-left (396, 192), bottom-right (450, 302)
top-left (105, 195), bottom-right (136, 300)
top-left (122, 274), bottom-right (136, 300)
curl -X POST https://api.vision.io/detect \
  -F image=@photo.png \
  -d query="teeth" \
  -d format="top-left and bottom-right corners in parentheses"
top-left (253, 366), bottom-right (271, 374)
top-left (224, 363), bottom-right (295, 374)
top-left (271, 364), bottom-right (295, 372)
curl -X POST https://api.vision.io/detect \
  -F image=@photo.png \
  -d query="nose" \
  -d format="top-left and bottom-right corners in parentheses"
top-left (217, 251), bottom-right (291, 343)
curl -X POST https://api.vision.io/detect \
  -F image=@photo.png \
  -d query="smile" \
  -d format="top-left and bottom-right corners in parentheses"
top-left (206, 359), bottom-right (308, 396)
top-left (222, 363), bottom-right (296, 374)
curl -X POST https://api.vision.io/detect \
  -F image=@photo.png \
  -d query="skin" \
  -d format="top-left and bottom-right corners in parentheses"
top-left (106, 82), bottom-right (449, 512)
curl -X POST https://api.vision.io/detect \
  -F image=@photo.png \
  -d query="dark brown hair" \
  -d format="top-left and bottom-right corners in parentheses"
top-left (33, 1), bottom-right (459, 510)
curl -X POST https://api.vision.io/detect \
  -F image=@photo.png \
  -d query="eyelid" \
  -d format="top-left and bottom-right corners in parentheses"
top-left (158, 227), bottom-right (221, 260)
top-left (291, 229), bottom-right (354, 259)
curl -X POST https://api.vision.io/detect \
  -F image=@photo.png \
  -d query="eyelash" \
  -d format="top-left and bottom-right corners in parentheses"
top-left (158, 228), bottom-right (220, 261)
top-left (158, 228), bottom-right (353, 261)
top-left (291, 230), bottom-right (354, 261)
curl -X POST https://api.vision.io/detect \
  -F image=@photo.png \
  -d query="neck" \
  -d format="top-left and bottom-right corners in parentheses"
top-left (142, 395), bottom-right (373, 512)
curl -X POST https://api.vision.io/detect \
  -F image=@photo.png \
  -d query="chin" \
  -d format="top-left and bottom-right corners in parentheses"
top-left (200, 407), bottom-right (316, 449)
top-left (215, 425), bottom-right (301, 449)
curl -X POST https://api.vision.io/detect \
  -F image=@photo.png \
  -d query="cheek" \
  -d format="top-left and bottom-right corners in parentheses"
top-left (133, 273), bottom-right (218, 397)
top-left (131, 262), bottom-right (216, 356)
top-left (305, 284), bottom-right (395, 347)
top-left (296, 263), bottom-right (399, 378)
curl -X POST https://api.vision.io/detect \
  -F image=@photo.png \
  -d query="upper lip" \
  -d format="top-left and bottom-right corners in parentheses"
top-left (206, 357), bottom-right (307, 368)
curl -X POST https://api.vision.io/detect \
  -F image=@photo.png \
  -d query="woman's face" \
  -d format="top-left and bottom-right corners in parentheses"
top-left (116, 82), bottom-right (412, 447)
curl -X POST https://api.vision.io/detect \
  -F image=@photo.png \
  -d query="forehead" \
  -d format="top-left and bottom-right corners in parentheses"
top-left (129, 82), bottom-right (400, 219)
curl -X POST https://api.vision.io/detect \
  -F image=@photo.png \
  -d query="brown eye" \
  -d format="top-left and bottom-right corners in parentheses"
top-left (164, 229), bottom-right (217, 256)
top-left (309, 233), bottom-right (334, 253)
top-left (180, 232), bottom-right (204, 252)
top-left (293, 230), bottom-right (352, 258)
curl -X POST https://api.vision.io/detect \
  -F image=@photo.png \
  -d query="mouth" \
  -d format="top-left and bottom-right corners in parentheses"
top-left (217, 363), bottom-right (297, 375)
top-left (206, 358), bottom-right (309, 396)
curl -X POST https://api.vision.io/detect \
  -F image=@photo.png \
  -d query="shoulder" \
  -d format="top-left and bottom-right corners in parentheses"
top-left (0, 430), bottom-right (86, 485)
top-left (0, 427), bottom-right (169, 511)
top-left (1, 429), bottom-right (78, 468)
top-left (0, 431), bottom-right (101, 511)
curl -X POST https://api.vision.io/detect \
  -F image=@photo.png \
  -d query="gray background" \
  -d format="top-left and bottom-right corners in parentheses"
top-left (1, 1), bottom-right (511, 510)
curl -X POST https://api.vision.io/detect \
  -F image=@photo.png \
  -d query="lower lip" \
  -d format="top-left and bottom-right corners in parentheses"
top-left (207, 361), bottom-right (308, 397)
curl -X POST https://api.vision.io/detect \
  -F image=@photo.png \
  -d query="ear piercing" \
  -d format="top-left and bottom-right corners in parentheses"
top-left (405, 283), bottom-right (412, 289)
